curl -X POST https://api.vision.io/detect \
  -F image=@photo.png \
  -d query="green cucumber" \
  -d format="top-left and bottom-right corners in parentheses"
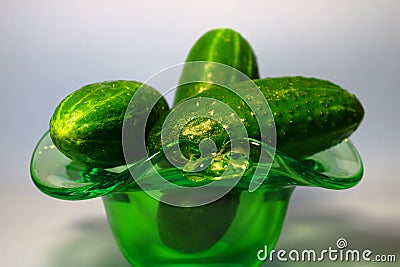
top-left (251, 76), bottom-right (364, 158)
top-left (147, 76), bottom-right (364, 160)
top-left (158, 190), bottom-right (239, 253)
top-left (174, 28), bottom-right (259, 105)
top-left (158, 28), bottom-right (259, 253)
top-left (50, 80), bottom-right (169, 168)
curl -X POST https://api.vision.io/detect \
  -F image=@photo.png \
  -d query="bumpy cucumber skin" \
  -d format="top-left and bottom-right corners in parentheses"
top-left (147, 76), bottom-right (364, 160)
top-left (253, 76), bottom-right (364, 158)
top-left (50, 80), bottom-right (169, 168)
top-left (174, 28), bottom-right (259, 105)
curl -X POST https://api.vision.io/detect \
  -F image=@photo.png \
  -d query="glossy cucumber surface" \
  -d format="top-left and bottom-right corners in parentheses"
top-left (147, 76), bottom-right (364, 160)
top-left (174, 28), bottom-right (259, 105)
top-left (50, 80), bottom-right (169, 168)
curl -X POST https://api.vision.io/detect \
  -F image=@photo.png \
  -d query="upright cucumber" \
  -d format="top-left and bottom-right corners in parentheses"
top-left (50, 80), bottom-right (169, 168)
top-left (158, 28), bottom-right (259, 253)
top-left (147, 76), bottom-right (364, 160)
top-left (174, 28), bottom-right (259, 105)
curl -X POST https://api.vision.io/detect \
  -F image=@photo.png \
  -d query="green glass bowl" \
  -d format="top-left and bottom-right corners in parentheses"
top-left (30, 131), bottom-right (363, 266)
top-left (103, 188), bottom-right (292, 267)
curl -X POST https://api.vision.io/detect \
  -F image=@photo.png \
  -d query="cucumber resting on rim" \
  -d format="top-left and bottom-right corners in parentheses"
top-left (147, 76), bottom-right (364, 160)
top-left (50, 80), bottom-right (169, 168)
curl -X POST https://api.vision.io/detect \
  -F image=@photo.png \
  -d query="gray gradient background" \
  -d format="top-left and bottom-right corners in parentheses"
top-left (1, 0), bottom-right (399, 266)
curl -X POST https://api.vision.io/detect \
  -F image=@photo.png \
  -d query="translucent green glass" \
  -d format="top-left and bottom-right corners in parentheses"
top-left (104, 188), bottom-right (292, 267)
top-left (30, 131), bottom-right (363, 266)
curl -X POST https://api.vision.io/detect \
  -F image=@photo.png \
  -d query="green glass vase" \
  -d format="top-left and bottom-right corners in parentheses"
top-left (31, 132), bottom-right (363, 266)
top-left (103, 188), bottom-right (292, 267)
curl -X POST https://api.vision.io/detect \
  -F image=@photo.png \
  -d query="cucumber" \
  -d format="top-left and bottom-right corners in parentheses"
top-left (174, 28), bottom-right (259, 105)
top-left (252, 76), bottom-right (364, 158)
top-left (147, 76), bottom-right (364, 160)
top-left (50, 80), bottom-right (169, 168)
top-left (158, 190), bottom-right (239, 253)
top-left (158, 28), bottom-right (259, 253)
